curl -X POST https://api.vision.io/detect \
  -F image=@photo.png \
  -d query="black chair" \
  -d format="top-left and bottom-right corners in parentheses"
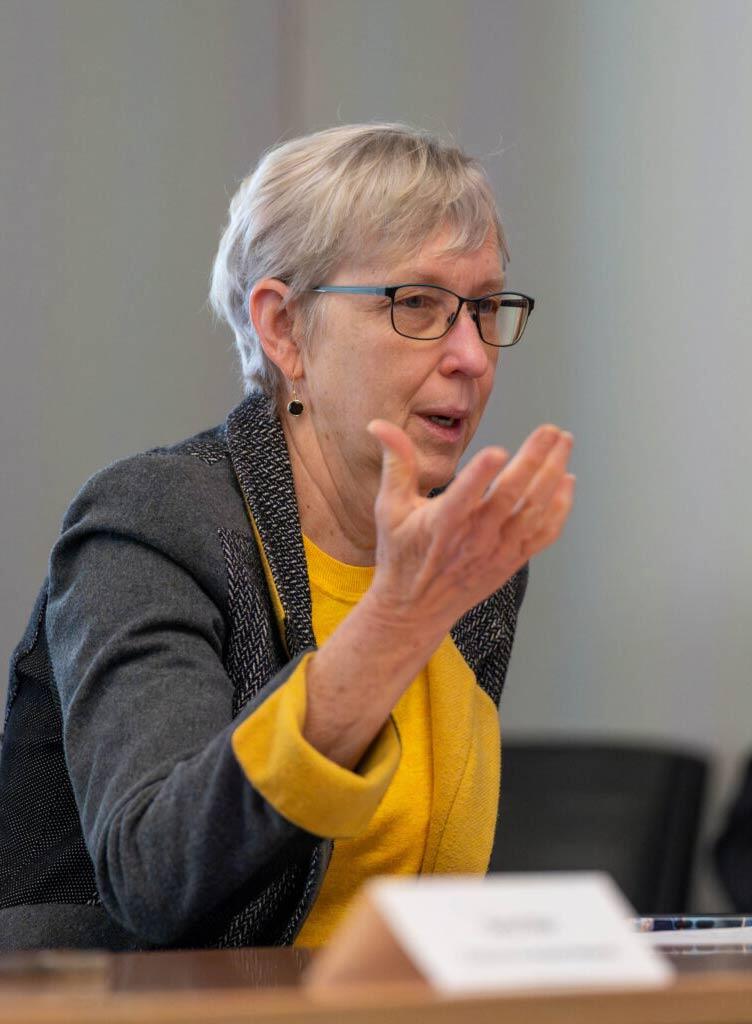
top-left (489, 738), bottom-right (709, 913)
top-left (715, 752), bottom-right (752, 910)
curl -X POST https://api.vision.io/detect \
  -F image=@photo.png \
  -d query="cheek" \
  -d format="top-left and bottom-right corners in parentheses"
top-left (316, 354), bottom-right (388, 428)
top-left (479, 358), bottom-right (498, 404)
top-left (363, 350), bottom-right (416, 408)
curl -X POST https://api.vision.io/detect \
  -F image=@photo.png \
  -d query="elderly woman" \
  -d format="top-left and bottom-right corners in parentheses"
top-left (0, 123), bottom-right (574, 951)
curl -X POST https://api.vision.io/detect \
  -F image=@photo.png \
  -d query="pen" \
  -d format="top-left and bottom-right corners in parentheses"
top-left (634, 915), bottom-right (752, 932)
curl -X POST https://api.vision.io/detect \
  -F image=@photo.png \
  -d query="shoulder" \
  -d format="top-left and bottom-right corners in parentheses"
top-left (54, 420), bottom-right (254, 590)
top-left (62, 423), bottom-right (239, 531)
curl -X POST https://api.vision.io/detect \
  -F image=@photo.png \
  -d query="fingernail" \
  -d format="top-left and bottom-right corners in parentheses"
top-left (543, 426), bottom-right (560, 446)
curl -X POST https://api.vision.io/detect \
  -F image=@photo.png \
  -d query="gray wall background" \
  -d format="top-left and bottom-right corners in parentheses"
top-left (2, 0), bottom-right (751, 909)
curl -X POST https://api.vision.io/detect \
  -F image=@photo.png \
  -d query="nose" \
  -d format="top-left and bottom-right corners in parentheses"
top-left (441, 303), bottom-right (491, 378)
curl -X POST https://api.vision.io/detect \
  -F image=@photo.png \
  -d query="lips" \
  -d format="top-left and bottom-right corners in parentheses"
top-left (418, 406), bottom-right (470, 422)
top-left (416, 407), bottom-right (470, 442)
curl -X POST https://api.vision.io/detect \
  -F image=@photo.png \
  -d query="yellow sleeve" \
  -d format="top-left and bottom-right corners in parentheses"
top-left (231, 654), bottom-right (401, 838)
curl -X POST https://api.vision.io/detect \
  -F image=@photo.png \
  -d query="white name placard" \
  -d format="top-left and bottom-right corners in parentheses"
top-left (369, 872), bottom-right (674, 994)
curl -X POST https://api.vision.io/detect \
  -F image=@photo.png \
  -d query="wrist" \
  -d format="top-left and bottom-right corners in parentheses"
top-left (359, 584), bottom-right (448, 654)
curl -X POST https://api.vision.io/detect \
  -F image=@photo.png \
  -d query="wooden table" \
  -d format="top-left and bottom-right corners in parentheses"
top-left (2, 947), bottom-right (752, 1024)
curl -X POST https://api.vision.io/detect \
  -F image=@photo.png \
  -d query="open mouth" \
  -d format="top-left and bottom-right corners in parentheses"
top-left (418, 413), bottom-right (466, 441)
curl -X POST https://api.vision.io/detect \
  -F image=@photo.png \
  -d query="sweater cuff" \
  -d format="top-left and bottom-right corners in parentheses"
top-left (231, 654), bottom-right (401, 838)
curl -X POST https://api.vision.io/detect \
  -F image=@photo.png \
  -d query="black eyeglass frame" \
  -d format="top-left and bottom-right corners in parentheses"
top-left (310, 284), bottom-right (535, 347)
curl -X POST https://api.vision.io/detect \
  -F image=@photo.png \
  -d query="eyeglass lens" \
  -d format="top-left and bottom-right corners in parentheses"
top-left (391, 286), bottom-right (529, 346)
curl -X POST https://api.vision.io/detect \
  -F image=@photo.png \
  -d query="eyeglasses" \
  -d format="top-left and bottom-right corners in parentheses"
top-left (310, 284), bottom-right (535, 347)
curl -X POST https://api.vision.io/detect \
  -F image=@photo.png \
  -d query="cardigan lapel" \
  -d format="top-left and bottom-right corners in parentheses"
top-left (226, 394), bottom-right (316, 658)
top-left (451, 570), bottom-right (527, 707)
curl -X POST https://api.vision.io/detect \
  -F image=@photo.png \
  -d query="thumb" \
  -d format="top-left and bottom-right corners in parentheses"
top-left (367, 419), bottom-right (419, 517)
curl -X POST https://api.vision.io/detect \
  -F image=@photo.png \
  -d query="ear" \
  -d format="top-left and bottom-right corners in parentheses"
top-left (249, 278), bottom-right (304, 380)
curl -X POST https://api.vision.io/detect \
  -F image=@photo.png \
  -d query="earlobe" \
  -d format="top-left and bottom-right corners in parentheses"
top-left (249, 278), bottom-right (301, 380)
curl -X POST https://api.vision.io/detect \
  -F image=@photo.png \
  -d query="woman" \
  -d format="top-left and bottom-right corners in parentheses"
top-left (0, 123), bottom-right (574, 951)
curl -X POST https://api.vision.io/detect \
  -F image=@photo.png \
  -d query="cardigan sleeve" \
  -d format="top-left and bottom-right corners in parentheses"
top-left (45, 452), bottom-right (319, 946)
top-left (232, 658), bottom-right (400, 837)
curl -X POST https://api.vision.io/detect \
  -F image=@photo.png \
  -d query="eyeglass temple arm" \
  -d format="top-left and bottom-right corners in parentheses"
top-left (310, 286), bottom-right (389, 295)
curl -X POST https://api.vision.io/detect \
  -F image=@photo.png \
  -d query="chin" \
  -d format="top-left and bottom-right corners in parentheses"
top-left (418, 457), bottom-right (460, 497)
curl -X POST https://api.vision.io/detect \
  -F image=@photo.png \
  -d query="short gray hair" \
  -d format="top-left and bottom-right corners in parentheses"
top-left (209, 123), bottom-right (510, 403)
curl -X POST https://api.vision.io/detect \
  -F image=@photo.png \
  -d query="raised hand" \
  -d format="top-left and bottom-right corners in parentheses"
top-left (366, 419), bottom-right (575, 636)
top-left (302, 421), bottom-right (574, 768)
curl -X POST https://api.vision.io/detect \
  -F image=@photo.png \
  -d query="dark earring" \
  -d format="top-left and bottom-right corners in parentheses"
top-left (287, 379), bottom-right (304, 416)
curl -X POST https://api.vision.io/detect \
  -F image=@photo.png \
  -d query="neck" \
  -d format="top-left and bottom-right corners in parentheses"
top-left (283, 417), bottom-right (379, 567)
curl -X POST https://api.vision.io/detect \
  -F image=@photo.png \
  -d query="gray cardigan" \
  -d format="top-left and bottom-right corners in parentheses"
top-left (0, 393), bottom-right (527, 951)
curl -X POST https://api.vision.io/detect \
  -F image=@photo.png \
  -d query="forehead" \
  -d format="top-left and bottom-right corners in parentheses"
top-left (343, 226), bottom-right (504, 289)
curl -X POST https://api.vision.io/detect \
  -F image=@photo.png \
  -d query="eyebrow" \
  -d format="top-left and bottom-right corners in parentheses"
top-left (388, 269), bottom-right (506, 293)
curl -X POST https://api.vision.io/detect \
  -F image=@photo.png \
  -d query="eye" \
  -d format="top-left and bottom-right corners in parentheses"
top-left (478, 296), bottom-right (501, 315)
top-left (395, 289), bottom-right (439, 310)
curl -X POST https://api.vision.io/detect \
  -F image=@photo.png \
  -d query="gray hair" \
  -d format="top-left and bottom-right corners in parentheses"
top-left (209, 123), bottom-right (509, 404)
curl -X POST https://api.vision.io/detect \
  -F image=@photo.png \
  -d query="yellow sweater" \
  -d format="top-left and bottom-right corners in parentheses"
top-left (230, 530), bottom-right (501, 947)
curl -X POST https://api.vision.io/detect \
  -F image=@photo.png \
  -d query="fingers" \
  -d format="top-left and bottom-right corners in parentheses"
top-left (512, 430), bottom-right (574, 517)
top-left (508, 472), bottom-right (576, 559)
top-left (367, 416), bottom-right (574, 580)
top-left (486, 426), bottom-right (572, 520)
top-left (439, 445), bottom-right (509, 520)
top-left (367, 419), bottom-right (419, 523)
top-left (485, 426), bottom-right (574, 568)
